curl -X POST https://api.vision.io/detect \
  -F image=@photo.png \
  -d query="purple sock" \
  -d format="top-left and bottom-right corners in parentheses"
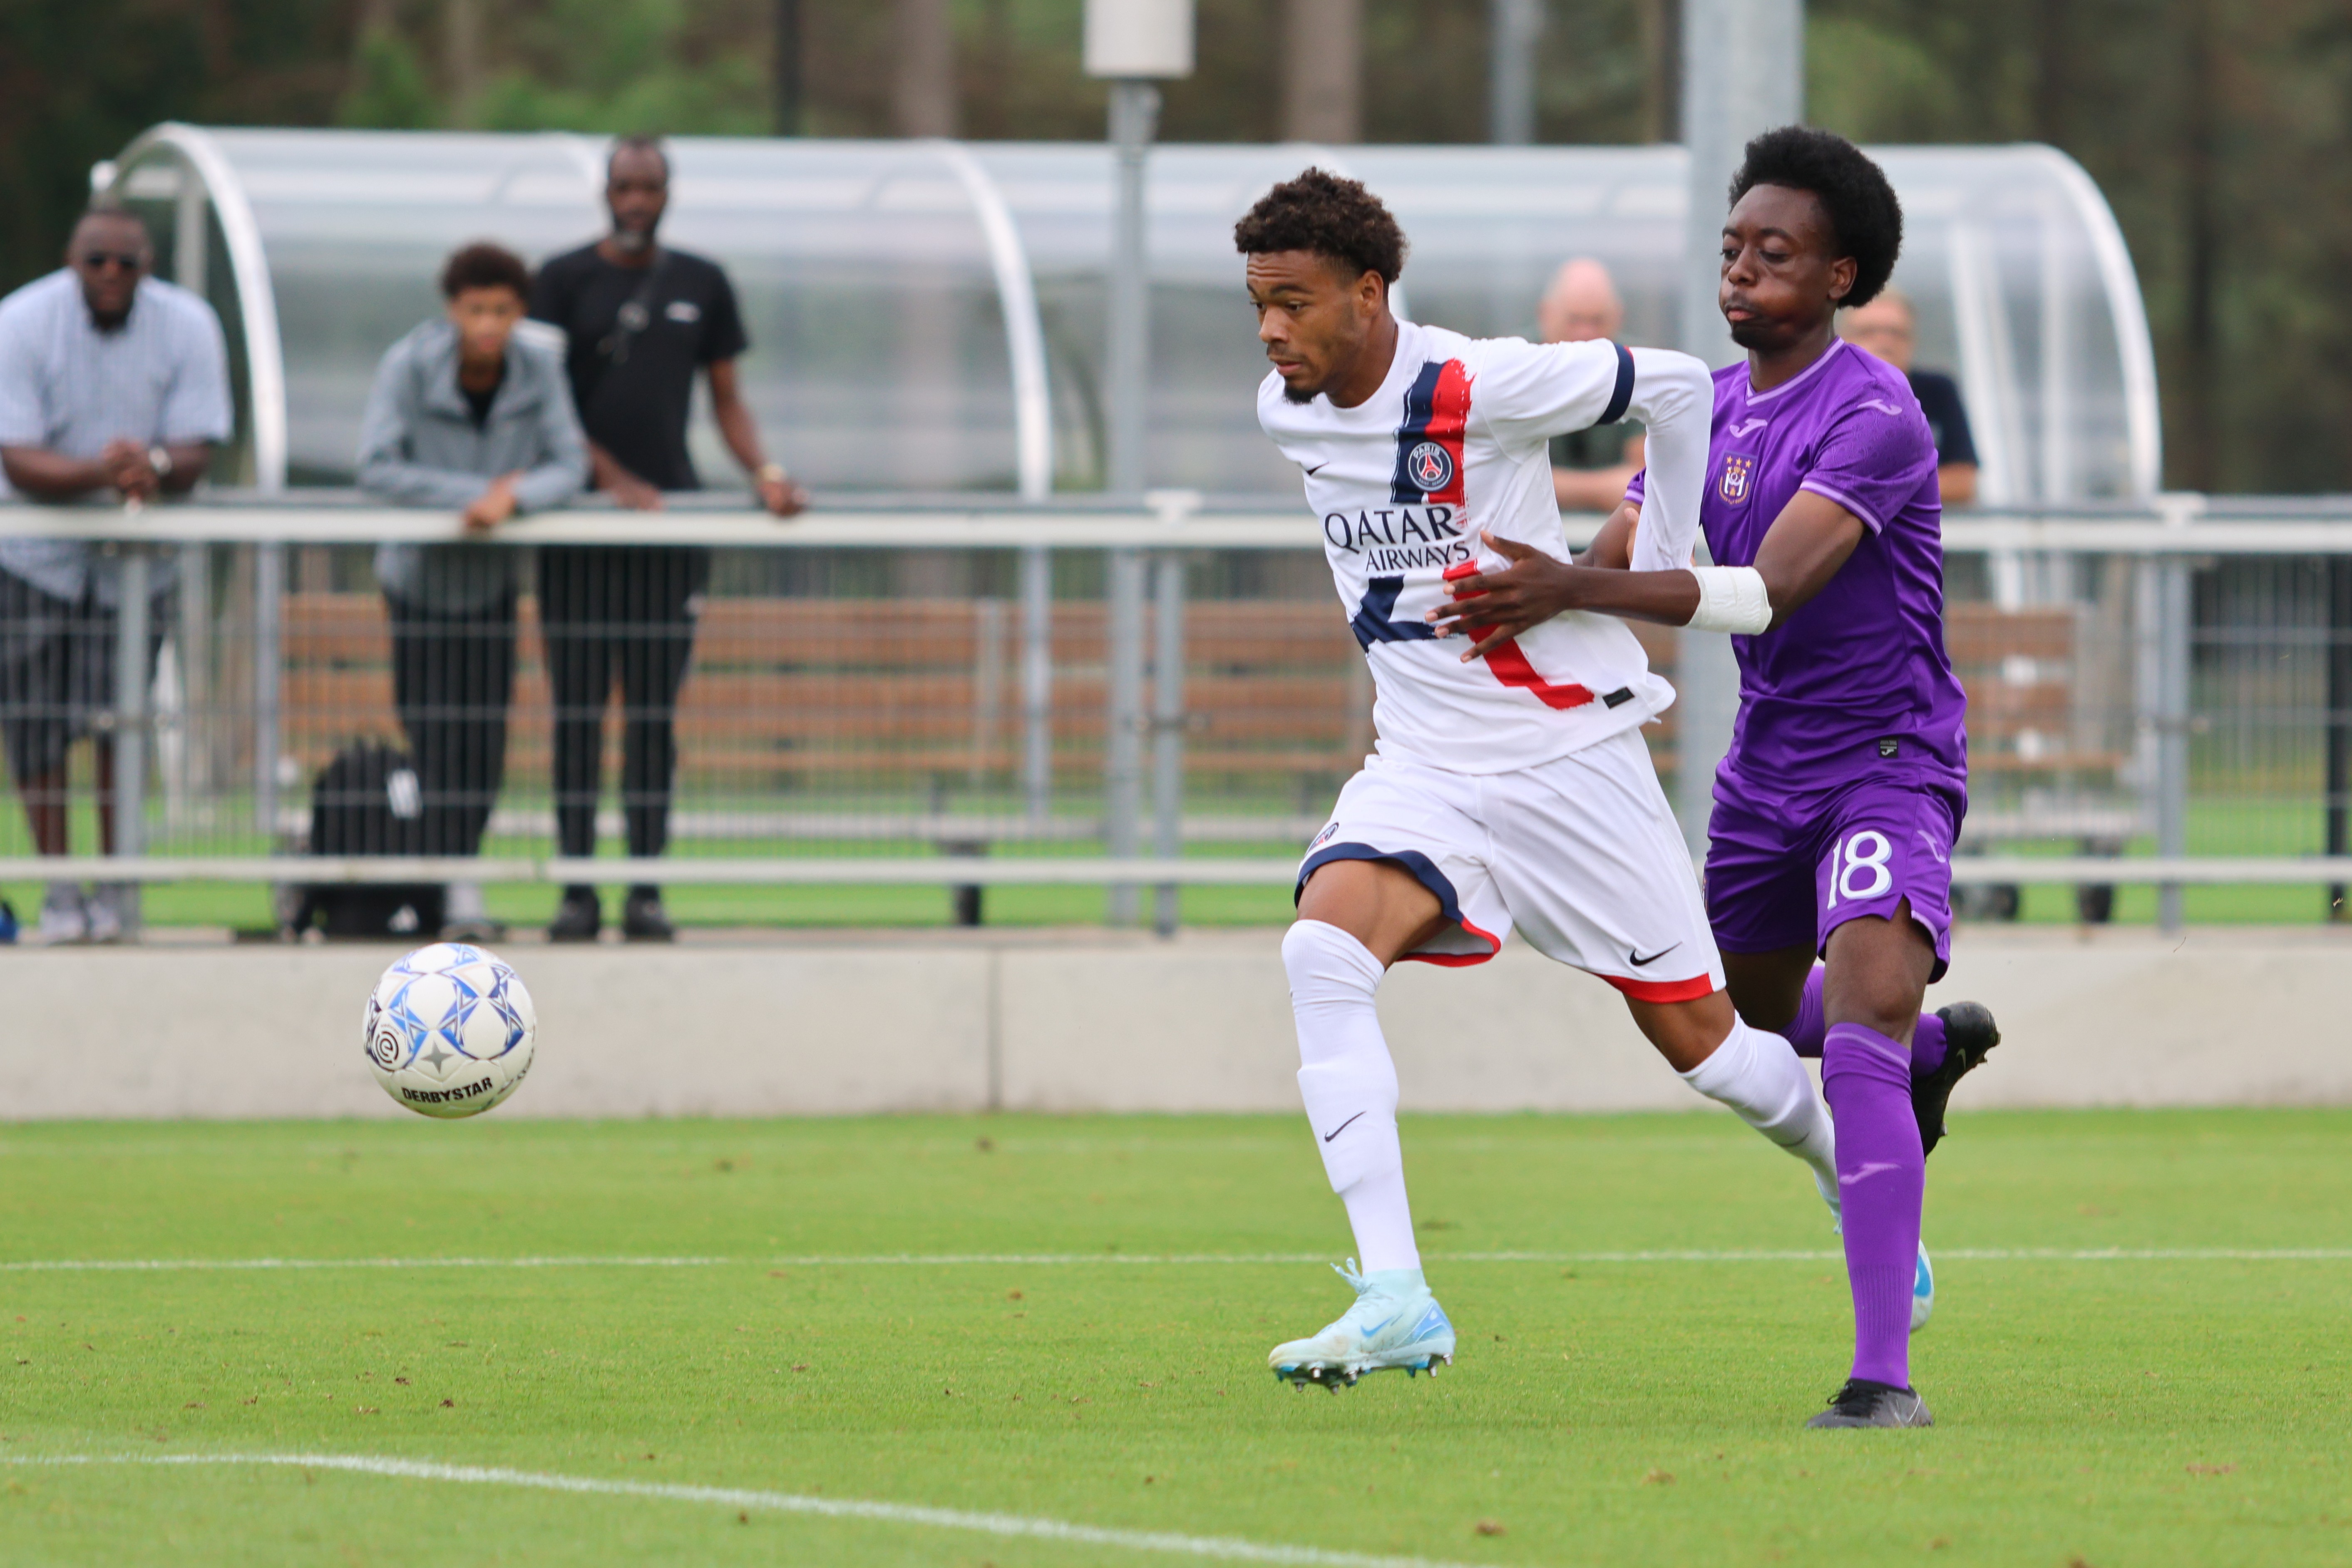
top-left (1783, 969), bottom-right (1828, 1058)
top-left (1782, 968), bottom-right (1946, 1078)
top-left (1822, 1022), bottom-right (1925, 1389)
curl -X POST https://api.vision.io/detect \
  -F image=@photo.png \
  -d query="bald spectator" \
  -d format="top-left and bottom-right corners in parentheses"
top-left (1841, 287), bottom-right (1979, 505)
top-left (0, 205), bottom-right (231, 944)
top-left (1539, 259), bottom-right (1648, 513)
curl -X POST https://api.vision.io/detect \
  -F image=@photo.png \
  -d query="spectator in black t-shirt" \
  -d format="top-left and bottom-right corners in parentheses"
top-left (528, 135), bottom-right (807, 943)
top-left (1841, 287), bottom-right (1979, 506)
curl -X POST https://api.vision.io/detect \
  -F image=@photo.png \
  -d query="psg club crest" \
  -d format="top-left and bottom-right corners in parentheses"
top-left (1718, 453), bottom-right (1756, 504)
top-left (1406, 440), bottom-right (1454, 494)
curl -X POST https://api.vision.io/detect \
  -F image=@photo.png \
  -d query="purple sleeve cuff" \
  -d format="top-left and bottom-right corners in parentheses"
top-left (1798, 478), bottom-right (1888, 534)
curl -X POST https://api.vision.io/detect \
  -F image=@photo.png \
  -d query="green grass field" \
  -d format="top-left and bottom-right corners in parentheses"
top-left (5, 1111), bottom-right (2348, 1566)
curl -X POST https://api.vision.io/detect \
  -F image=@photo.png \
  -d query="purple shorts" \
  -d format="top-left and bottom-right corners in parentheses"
top-left (1703, 766), bottom-right (1962, 982)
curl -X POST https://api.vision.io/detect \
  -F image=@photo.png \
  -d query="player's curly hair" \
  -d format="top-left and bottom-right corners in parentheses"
top-left (1728, 127), bottom-right (1903, 308)
top-left (439, 241), bottom-right (532, 301)
top-left (1233, 168), bottom-right (1408, 286)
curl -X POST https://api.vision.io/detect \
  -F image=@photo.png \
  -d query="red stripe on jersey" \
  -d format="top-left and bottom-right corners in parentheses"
top-left (1423, 359), bottom-right (1471, 506)
top-left (1600, 971), bottom-right (1717, 1004)
top-left (1442, 559), bottom-right (1597, 712)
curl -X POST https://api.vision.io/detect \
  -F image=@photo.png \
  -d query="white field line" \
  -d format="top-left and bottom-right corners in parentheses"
top-left (0, 1452), bottom-right (1474, 1568)
top-left (4, 1247), bottom-right (2351, 1273)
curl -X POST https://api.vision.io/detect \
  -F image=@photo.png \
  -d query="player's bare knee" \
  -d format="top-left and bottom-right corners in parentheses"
top-left (1626, 989), bottom-right (1735, 1074)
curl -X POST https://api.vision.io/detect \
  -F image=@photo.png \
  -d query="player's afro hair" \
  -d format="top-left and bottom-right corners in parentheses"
top-left (1233, 168), bottom-right (1408, 287)
top-left (1729, 126), bottom-right (1903, 308)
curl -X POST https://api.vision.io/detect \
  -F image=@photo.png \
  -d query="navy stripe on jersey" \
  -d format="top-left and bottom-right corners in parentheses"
top-left (1389, 363), bottom-right (1445, 502)
top-left (1388, 360), bottom-right (1470, 504)
top-left (1349, 574), bottom-right (1436, 650)
top-left (1598, 342), bottom-right (1636, 426)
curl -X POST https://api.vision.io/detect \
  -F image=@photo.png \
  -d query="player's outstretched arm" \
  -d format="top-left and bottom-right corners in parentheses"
top-left (1428, 492), bottom-right (1869, 656)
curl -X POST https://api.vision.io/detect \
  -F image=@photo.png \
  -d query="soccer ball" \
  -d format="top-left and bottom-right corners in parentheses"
top-left (363, 943), bottom-right (537, 1118)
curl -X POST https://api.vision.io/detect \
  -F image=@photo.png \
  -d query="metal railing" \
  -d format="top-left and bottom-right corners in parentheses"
top-left (5, 491), bottom-right (2352, 934)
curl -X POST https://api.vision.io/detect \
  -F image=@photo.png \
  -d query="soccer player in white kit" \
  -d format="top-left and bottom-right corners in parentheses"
top-left (1240, 170), bottom-right (1843, 1388)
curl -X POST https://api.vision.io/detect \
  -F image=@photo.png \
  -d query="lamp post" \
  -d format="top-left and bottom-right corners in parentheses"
top-left (1086, 0), bottom-right (1193, 927)
top-left (1672, 0), bottom-right (1802, 855)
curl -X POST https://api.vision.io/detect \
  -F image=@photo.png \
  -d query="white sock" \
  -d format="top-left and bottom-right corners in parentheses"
top-left (1283, 919), bottom-right (1421, 1273)
top-left (1679, 1015), bottom-right (1840, 1214)
top-left (445, 882), bottom-right (487, 922)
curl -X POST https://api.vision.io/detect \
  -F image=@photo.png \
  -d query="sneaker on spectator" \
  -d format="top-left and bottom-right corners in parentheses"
top-left (38, 882), bottom-right (89, 945)
top-left (440, 881), bottom-right (507, 945)
top-left (84, 883), bottom-right (129, 944)
top-left (546, 885), bottom-right (601, 943)
top-left (621, 886), bottom-right (676, 943)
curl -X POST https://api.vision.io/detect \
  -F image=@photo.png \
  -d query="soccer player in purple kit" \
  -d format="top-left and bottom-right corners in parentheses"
top-left (1431, 127), bottom-right (1999, 1429)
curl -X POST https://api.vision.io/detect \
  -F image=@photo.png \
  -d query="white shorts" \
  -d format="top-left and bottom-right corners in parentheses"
top-left (1296, 728), bottom-right (1725, 1003)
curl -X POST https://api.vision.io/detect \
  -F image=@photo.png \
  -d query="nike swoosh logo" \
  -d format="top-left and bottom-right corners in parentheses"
top-left (1627, 943), bottom-right (1681, 967)
top-left (1321, 1111), bottom-right (1366, 1143)
top-left (1304, 462), bottom-right (1328, 475)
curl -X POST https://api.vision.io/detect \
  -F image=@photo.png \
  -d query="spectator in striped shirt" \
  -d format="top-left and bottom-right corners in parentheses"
top-left (0, 204), bottom-right (232, 944)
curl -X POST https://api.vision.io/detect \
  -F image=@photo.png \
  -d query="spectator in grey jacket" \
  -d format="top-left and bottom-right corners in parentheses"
top-left (357, 242), bottom-right (584, 940)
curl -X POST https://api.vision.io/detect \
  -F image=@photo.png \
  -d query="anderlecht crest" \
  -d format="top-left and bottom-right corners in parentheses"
top-left (1719, 453), bottom-right (1756, 504)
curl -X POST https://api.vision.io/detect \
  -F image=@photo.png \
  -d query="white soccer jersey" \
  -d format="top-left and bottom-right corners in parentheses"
top-left (1259, 320), bottom-right (1711, 775)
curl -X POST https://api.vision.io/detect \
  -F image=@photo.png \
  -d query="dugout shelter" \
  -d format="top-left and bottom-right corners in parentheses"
top-left (98, 127), bottom-right (2158, 506)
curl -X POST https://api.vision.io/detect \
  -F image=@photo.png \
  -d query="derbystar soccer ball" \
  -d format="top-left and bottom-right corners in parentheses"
top-left (363, 943), bottom-right (537, 1118)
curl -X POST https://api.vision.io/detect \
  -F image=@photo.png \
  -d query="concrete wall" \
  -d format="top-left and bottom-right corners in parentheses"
top-left (2, 925), bottom-right (2347, 1118)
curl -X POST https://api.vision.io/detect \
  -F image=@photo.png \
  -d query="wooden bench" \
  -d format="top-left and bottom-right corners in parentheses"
top-left (1943, 600), bottom-right (2138, 919)
top-left (279, 593), bottom-right (1383, 795)
top-left (281, 592), bottom-right (2113, 878)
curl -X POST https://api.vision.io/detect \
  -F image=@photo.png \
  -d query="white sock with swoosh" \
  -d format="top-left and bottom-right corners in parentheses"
top-left (1284, 919), bottom-right (1420, 1274)
top-left (1680, 1015), bottom-right (1841, 1213)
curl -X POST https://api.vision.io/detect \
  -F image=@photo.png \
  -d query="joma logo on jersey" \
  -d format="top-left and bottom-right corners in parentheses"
top-left (1322, 506), bottom-right (1463, 554)
top-left (1405, 440), bottom-right (1454, 493)
top-left (1719, 453), bottom-right (1756, 504)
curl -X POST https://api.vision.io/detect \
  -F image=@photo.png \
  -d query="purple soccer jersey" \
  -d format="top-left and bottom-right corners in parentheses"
top-left (1627, 337), bottom-right (1968, 793)
top-left (1629, 338), bottom-right (1970, 978)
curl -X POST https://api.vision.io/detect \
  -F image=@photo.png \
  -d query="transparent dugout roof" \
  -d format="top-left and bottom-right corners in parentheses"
top-left (106, 127), bottom-right (2158, 503)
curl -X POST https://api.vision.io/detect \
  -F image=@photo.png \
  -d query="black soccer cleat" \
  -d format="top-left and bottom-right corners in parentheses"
top-left (1804, 1377), bottom-right (1934, 1429)
top-left (1913, 1001), bottom-right (1999, 1158)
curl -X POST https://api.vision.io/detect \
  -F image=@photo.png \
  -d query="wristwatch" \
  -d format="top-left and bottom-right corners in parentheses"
top-left (147, 445), bottom-right (174, 478)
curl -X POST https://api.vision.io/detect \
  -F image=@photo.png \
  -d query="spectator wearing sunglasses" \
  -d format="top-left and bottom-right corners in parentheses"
top-left (0, 204), bottom-right (231, 944)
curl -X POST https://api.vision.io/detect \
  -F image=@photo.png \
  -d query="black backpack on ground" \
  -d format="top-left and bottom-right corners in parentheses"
top-left (283, 741), bottom-right (445, 939)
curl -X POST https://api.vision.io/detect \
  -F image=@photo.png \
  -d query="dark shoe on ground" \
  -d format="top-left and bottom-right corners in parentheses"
top-left (1915, 1001), bottom-right (2000, 1157)
top-left (441, 917), bottom-right (508, 944)
top-left (621, 887), bottom-right (675, 943)
top-left (546, 886), bottom-right (602, 943)
top-left (1805, 1378), bottom-right (1934, 1429)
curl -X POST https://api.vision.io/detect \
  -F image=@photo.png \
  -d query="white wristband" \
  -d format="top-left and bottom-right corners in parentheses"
top-left (1685, 565), bottom-right (1772, 634)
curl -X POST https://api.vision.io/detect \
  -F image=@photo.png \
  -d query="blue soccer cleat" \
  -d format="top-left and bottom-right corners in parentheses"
top-left (1268, 1260), bottom-right (1456, 1391)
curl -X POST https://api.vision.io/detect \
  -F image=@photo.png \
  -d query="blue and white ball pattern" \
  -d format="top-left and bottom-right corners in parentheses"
top-left (363, 943), bottom-right (537, 1118)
